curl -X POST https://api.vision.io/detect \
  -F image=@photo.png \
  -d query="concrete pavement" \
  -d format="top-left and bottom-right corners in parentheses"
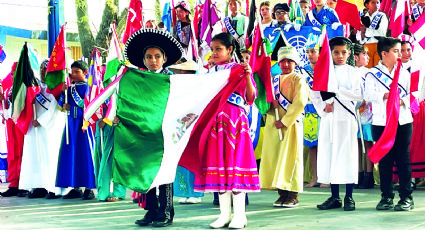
top-left (1, 183), bottom-right (425, 230)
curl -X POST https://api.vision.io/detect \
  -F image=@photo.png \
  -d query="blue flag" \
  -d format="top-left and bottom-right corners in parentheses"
top-left (282, 25), bottom-right (343, 67)
top-left (162, 2), bottom-right (172, 33)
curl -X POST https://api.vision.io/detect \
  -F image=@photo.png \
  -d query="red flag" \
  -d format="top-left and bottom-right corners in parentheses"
top-left (409, 13), bottom-right (425, 49)
top-left (312, 31), bottom-right (338, 93)
top-left (45, 24), bottom-right (66, 99)
top-left (390, 0), bottom-right (408, 38)
top-left (380, 0), bottom-right (393, 18)
top-left (368, 61), bottom-right (402, 163)
top-left (122, 0), bottom-right (143, 44)
top-left (249, 24), bottom-right (273, 106)
top-left (335, 0), bottom-right (362, 31)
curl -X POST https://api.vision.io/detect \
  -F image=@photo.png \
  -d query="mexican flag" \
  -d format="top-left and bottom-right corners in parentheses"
top-left (85, 65), bottom-right (246, 193)
top-left (11, 43), bottom-right (40, 134)
top-left (45, 24), bottom-right (66, 99)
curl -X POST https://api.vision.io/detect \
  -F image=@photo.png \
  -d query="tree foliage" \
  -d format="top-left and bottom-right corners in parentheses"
top-left (75, 0), bottom-right (127, 62)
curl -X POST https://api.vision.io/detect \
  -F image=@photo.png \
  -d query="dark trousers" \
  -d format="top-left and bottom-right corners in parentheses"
top-left (145, 183), bottom-right (174, 221)
top-left (372, 124), bottom-right (413, 199)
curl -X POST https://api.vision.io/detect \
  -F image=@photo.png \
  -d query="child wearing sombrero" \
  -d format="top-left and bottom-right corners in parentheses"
top-left (124, 29), bottom-right (184, 227)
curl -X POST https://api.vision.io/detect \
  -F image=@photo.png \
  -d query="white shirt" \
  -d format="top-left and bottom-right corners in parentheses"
top-left (358, 11), bottom-right (388, 44)
top-left (364, 61), bottom-right (413, 126)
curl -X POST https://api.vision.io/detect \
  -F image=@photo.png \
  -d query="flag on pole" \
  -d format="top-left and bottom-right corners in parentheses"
top-left (45, 24), bottom-right (66, 99)
top-left (84, 65), bottom-right (247, 192)
top-left (104, 24), bottom-right (124, 87)
top-left (199, 0), bottom-right (220, 46)
top-left (0, 45), bottom-right (6, 63)
top-left (390, 0), bottom-right (408, 38)
top-left (335, 0), bottom-right (362, 31)
top-left (122, 0), bottom-right (143, 44)
top-left (289, 0), bottom-right (305, 25)
top-left (368, 61), bottom-right (402, 163)
top-left (409, 13), bottom-right (425, 49)
top-left (82, 49), bottom-right (103, 131)
top-left (250, 24), bottom-right (273, 115)
top-left (162, 2), bottom-right (173, 33)
top-left (312, 31), bottom-right (338, 93)
top-left (11, 43), bottom-right (40, 134)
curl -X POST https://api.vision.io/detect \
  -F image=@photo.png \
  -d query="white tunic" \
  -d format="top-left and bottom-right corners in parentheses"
top-left (314, 65), bottom-right (362, 184)
top-left (19, 84), bottom-right (65, 192)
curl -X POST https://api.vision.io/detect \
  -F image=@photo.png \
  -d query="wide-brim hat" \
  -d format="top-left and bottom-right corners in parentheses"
top-left (168, 60), bottom-right (199, 71)
top-left (124, 28), bottom-right (184, 69)
top-left (277, 46), bottom-right (300, 65)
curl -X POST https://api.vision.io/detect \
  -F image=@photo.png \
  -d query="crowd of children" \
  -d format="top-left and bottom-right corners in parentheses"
top-left (1, 0), bottom-right (425, 228)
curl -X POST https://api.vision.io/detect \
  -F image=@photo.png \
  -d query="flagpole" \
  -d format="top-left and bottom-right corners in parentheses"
top-left (256, 14), bottom-right (283, 141)
top-left (64, 23), bottom-right (69, 145)
top-left (33, 104), bottom-right (41, 161)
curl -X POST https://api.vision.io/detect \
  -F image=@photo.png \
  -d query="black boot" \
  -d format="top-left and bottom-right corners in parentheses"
top-left (28, 188), bottom-right (48, 199)
top-left (359, 172), bottom-right (374, 189)
top-left (355, 172), bottom-right (364, 189)
top-left (0, 187), bottom-right (19, 197)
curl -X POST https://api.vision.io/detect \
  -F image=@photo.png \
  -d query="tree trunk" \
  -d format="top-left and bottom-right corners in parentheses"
top-left (75, 0), bottom-right (94, 59)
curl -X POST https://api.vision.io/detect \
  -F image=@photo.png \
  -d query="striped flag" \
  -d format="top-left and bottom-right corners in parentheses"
top-left (11, 43), bottom-right (40, 134)
top-left (409, 13), bottom-right (425, 49)
top-left (390, 0), bottom-right (408, 38)
top-left (84, 65), bottom-right (246, 192)
top-left (82, 49), bottom-right (103, 131)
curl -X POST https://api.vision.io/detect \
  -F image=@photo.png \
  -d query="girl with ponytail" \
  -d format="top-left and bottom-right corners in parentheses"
top-left (194, 32), bottom-right (260, 229)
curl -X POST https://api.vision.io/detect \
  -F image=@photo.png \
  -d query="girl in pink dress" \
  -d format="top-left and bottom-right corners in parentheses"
top-left (194, 33), bottom-right (260, 229)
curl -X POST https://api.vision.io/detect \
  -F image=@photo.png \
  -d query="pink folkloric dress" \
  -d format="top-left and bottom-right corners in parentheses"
top-left (194, 62), bottom-right (260, 193)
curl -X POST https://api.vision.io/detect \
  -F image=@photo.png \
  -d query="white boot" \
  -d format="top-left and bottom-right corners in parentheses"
top-left (210, 192), bottom-right (232, 228)
top-left (229, 192), bottom-right (247, 229)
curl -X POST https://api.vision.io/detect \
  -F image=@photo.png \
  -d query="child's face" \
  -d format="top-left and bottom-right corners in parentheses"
top-left (260, 5), bottom-right (271, 19)
top-left (355, 52), bottom-right (370, 67)
top-left (210, 40), bottom-right (233, 64)
top-left (241, 53), bottom-right (250, 63)
top-left (306, 48), bottom-right (319, 65)
top-left (331, 45), bottom-right (351, 65)
top-left (401, 43), bottom-right (412, 63)
top-left (279, 59), bottom-right (296, 74)
top-left (300, 3), bottom-right (311, 15)
top-left (176, 7), bottom-right (189, 21)
top-left (70, 67), bottom-right (87, 82)
top-left (366, 0), bottom-right (380, 13)
top-left (326, 0), bottom-right (337, 9)
top-left (229, 0), bottom-right (240, 14)
top-left (381, 43), bottom-right (401, 67)
top-left (417, 0), bottom-right (425, 5)
top-left (275, 10), bottom-right (289, 23)
top-left (313, 0), bottom-right (325, 7)
top-left (146, 21), bottom-right (154, 29)
top-left (144, 47), bottom-right (167, 71)
top-left (208, 57), bottom-right (215, 69)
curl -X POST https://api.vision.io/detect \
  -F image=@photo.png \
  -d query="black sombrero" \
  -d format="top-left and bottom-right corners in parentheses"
top-left (124, 28), bottom-right (184, 69)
